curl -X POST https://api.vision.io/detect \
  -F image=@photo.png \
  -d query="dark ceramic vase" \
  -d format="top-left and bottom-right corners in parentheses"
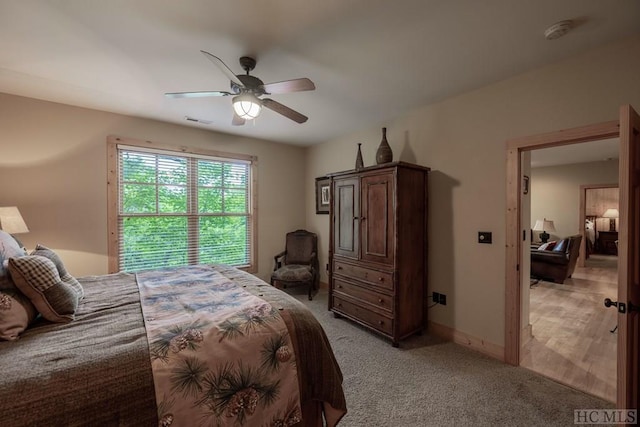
top-left (375, 127), bottom-right (393, 164)
top-left (355, 143), bottom-right (364, 170)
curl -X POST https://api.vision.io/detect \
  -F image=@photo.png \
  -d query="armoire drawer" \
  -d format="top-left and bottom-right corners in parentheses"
top-left (333, 260), bottom-right (393, 291)
top-left (332, 296), bottom-right (393, 335)
top-left (332, 278), bottom-right (393, 314)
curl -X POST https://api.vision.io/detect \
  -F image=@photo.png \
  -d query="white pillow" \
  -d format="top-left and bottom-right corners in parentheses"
top-left (0, 230), bottom-right (27, 289)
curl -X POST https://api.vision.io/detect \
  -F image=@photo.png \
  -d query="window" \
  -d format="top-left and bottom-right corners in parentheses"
top-left (107, 136), bottom-right (256, 273)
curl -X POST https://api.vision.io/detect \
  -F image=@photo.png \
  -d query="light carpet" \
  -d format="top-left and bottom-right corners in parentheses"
top-left (288, 287), bottom-right (614, 426)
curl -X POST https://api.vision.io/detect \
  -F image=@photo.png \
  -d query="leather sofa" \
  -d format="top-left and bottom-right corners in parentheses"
top-left (531, 234), bottom-right (583, 284)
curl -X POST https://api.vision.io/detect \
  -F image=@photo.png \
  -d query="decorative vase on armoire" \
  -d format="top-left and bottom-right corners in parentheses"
top-left (355, 143), bottom-right (364, 170)
top-left (375, 127), bottom-right (393, 164)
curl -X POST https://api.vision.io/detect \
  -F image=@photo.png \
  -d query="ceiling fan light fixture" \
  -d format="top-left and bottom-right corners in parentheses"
top-left (233, 94), bottom-right (262, 120)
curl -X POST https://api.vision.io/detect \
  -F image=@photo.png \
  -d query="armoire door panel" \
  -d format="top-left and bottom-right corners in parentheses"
top-left (334, 178), bottom-right (359, 258)
top-left (361, 173), bottom-right (394, 265)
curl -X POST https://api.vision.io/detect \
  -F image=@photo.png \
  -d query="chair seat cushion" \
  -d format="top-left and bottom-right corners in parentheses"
top-left (271, 264), bottom-right (312, 282)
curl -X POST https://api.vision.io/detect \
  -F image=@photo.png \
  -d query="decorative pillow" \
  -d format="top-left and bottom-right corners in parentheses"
top-left (0, 288), bottom-right (38, 340)
top-left (553, 239), bottom-right (568, 252)
top-left (538, 241), bottom-right (557, 251)
top-left (8, 255), bottom-right (80, 323)
top-left (0, 230), bottom-right (27, 290)
top-left (31, 244), bottom-right (84, 299)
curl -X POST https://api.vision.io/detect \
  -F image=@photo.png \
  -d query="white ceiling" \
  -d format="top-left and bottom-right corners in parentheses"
top-left (1, 0), bottom-right (639, 146)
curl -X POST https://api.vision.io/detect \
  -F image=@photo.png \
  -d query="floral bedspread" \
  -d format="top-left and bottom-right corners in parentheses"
top-left (136, 265), bottom-right (301, 427)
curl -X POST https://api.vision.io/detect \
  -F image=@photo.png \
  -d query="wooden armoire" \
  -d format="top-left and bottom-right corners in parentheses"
top-left (328, 161), bottom-right (429, 346)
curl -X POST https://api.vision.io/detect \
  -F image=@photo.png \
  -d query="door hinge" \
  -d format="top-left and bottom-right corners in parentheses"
top-left (516, 264), bottom-right (520, 271)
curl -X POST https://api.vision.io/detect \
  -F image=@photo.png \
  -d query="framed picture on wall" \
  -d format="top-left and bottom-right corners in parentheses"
top-left (315, 176), bottom-right (330, 214)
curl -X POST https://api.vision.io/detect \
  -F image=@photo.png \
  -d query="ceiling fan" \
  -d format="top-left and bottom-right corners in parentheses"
top-left (165, 51), bottom-right (315, 126)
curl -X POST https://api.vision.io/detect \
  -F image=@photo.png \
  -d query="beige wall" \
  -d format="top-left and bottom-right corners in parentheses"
top-left (0, 93), bottom-right (307, 281)
top-left (530, 159), bottom-right (619, 242)
top-left (306, 35), bottom-right (640, 347)
top-left (3, 35), bottom-right (639, 351)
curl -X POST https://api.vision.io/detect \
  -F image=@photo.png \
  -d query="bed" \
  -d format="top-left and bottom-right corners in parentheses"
top-left (0, 260), bottom-right (346, 426)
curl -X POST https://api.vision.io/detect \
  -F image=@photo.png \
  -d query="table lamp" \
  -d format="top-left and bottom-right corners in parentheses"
top-left (533, 218), bottom-right (555, 244)
top-left (602, 208), bottom-right (618, 232)
top-left (0, 207), bottom-right (29, 247)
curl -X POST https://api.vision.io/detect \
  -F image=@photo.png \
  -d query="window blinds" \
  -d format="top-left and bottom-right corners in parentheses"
top-left (116, 145), bottom-right (252, 272)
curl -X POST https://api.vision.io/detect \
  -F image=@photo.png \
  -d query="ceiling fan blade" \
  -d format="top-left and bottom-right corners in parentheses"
top-left (262, 98), bottom-right (308, 123)
top-left (232, 113), bottom-right (246, 126)
top-left (262, 78), bottom-right (315, 94)
top-left (164, 91), bottom-right (232, 98)
top-left (200, 50), bottom-right (244, 87)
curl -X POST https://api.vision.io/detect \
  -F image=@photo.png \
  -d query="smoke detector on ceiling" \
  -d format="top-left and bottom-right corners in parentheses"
top-left (544, 20), bottom-right (574, 40)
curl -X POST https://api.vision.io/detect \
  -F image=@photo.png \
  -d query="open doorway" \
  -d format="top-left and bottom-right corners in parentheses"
top-left (505, 106), bottom-right (640, 409)
top-left (579, 185), bottom-right (620, 268)
top-left (519, 141), bottom-right (619, 402)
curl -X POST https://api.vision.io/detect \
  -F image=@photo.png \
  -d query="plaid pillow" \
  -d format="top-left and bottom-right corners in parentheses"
top-left (31, 244), bottom-right (84, 299)
top-left (8, 255), bottom-right (80, 323)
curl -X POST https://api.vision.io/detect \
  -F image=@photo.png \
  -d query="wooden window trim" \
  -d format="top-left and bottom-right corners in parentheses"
top-left (107, 135), bottom-right (258, 274)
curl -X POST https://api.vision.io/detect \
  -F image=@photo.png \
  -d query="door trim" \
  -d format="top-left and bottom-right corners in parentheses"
top-left (617, 104), bottom-right (639, 408)
top-left (578, 184), bottom-right (619, 268)
top-left (504, 120), bottom-right (619, 366)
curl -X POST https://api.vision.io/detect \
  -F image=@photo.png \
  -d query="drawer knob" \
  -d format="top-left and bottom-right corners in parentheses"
top-left (378, 320), bottom-right (384, 325)
top-left (378, 298), bottom-right (383, 303)
top-left (378, 277), bottom-right (384, 281)
top-left (337, 285), bottom-right (342, 288)
top-left (337, 266), bottom-right (343, 270)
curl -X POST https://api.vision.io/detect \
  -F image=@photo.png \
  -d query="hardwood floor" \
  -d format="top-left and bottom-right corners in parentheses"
top-left (520, 255), bottom-right (618, 402)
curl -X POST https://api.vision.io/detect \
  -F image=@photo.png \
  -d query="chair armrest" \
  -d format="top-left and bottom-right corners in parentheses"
top-left (273, 250), bottom-right (286, 271)
top-left (531, 251), bottom-right (569, 265)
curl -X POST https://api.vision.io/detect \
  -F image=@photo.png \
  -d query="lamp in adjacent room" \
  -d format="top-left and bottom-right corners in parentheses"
top-left (602, 208), bottom-right (619, 231)
top-left (232, 93), bottom-right (262, 120)
top-left (533, 218), bottom-right (555, 244)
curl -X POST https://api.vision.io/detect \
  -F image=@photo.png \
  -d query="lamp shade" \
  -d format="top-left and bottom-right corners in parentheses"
top-left (232, 94), bottom-right (262, 120)
top-left (533, 218), bottom-right (556, 232)
top-left (0, 207), bottom-right (29, 234)
top-left (602, 208), bottom-right (619, 231)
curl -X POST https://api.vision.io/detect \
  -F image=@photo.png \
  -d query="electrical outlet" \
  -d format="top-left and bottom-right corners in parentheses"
top-left (433, 292), bottom-right (447, 305)
top-left (433, 292), bottom-right (441, 304)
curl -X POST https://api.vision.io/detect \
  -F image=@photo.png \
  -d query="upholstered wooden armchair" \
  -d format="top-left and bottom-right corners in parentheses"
top-left (270, 229), bottom-right (319, 300)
